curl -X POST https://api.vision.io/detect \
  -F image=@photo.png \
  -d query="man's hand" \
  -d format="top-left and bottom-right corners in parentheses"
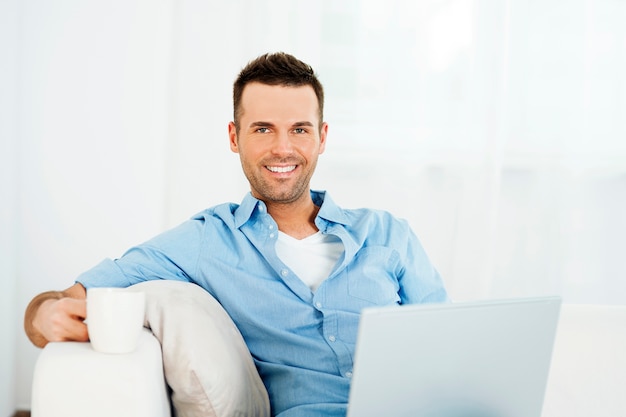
top-left (24, 283), bottom-right (88, 348)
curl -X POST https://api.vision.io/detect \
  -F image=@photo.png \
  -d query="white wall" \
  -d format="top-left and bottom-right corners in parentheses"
top-left (10, 0), bottom-right (174, 410)
top-left (1, 0), bottom-right (19, 413)
top-left (3, 0), bottom-right (625, 411)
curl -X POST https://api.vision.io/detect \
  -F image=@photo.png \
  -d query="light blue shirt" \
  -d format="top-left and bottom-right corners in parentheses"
top-left (77, 190), bottom-right (449, 417)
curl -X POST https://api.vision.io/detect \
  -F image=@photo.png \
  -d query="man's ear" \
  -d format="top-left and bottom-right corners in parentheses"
top-left (318, 122), bottom-right (329, 155)
top-left (228, 122), bottom-right (239, 153)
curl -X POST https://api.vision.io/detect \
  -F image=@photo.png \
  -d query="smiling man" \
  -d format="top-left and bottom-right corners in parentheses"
top-left (24, 52), bottom-right (449, 417)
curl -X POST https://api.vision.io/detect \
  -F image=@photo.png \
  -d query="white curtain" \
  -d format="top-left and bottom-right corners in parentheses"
top-left (5, 0), bottom-right (626, 409)
top-left (164, 0), bottom-right (626, 304)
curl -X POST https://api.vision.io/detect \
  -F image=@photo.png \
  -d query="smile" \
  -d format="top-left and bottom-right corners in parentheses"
top-left (266, 165), bottom-right (297, 173)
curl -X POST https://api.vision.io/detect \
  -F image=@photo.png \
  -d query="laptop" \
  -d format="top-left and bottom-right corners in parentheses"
top-left (347, 296), bottom-right (562, 417)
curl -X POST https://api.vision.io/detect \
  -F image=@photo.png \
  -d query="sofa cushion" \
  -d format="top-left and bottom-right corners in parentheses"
top-left (128, 280), bottom-right (270, 417)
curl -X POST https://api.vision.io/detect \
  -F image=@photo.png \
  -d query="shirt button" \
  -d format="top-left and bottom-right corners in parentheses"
top-left (269, 233), bottom-right (275, 238)
top-left (328, 335), bottom-right (336, 342)
top-left (268, 224), bottom-right (274, 230)
top-left (280, 269), bottom-right (289, 277)
top-left (258, 205), bottom-right (265, 212)
top-left (315, 302), bottom-right (322, 309)
top-left (346, 371), bottom-right (353, 378)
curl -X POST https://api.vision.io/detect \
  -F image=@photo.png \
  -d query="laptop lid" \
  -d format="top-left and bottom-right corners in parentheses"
top-left (347, 297), bottom-right (562, 417)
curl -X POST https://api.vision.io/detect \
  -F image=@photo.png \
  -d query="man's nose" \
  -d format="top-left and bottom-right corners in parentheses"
top-left (271, 130), bottom-right (294, 154)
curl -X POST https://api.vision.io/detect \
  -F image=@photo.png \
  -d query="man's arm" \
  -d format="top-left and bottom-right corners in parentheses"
top-left (24, 283), bottom-right (88, 348)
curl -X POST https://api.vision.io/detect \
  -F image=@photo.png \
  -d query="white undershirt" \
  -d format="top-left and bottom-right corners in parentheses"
top-left (275, 231), bottom-right (344, 291)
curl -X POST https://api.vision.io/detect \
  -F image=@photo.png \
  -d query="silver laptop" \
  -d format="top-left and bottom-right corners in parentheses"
top-left (347, 297), bottom-right (562, 417)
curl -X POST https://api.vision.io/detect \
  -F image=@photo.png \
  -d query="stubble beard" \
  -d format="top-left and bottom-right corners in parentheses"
top-left (243, 158), bottom-right (317, 205)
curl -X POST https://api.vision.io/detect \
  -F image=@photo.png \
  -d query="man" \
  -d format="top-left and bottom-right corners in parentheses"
top-left (24, 52), bottom-right (448, 416)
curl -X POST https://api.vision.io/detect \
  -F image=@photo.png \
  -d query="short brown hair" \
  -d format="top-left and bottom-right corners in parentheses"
top-left (233, 52), bottom-right (325, 131)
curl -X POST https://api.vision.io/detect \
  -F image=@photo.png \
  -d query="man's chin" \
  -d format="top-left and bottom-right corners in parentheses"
top-left (253, 187), bottom-right (309, 205)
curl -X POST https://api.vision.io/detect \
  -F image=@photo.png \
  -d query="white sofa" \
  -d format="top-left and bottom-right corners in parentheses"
top-left (31, 328), bottom-right (171, 417)
top-left (30, 282), bottom-right (626, 416)
top-left (31, 281), bottom-right (270, 417)
top-left (542, 304), bottom-right (626, 417)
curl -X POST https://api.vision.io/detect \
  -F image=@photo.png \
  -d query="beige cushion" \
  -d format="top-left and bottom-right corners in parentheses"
top-left (129, 280), bottom-right (270, 417)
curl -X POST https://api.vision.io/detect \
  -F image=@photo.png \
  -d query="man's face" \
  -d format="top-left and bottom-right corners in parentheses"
top-left (229, 82), bottom-right (328, 205)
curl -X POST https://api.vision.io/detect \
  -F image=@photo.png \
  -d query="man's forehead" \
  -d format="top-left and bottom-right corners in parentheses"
top-left (240, 82), bottom-right (316, 98)
top-left (239, 83), bottom-right (320, 121)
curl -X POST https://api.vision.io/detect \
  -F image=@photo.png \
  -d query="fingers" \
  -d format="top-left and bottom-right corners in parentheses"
top-left (37, 297), bottom-right (89, 343)
top-left (58, 296), bottom-right (87, 321)
top-left (57, 297), bottom-right (89, 342)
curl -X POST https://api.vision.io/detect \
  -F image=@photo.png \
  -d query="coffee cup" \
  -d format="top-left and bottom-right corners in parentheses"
top-left (86, 287), bottom-right (145, 354)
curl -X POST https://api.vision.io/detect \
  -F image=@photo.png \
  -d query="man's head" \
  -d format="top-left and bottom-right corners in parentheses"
top-left (233, 52), bottom-right (325, 133)
top-left (228, 53), bottom-right (328, 206)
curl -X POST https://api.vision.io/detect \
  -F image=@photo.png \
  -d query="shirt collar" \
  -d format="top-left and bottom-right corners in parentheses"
top-left (233, 190), bottom-right (350, 229)
top-left (313, 190), bottom-right (350, 226)
top-left (233, 192), bottom-right (261, 229)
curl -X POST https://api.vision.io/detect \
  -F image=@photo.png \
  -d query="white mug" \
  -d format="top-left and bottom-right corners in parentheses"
top-left (86, 287), bottom-right (145, 354)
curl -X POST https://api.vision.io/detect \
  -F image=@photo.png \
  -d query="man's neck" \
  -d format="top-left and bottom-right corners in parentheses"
top-left (265, 198), bottom-right (320, 240)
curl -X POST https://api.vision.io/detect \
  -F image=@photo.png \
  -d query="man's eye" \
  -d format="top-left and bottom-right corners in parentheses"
top-left (256, 127), bottom-right (270, 133)
top-left (293, 128), bottom-right (306, 134)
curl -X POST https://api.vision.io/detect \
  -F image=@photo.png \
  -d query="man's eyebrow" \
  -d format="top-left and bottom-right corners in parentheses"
top-left (293, 121), bottom-right (315, 127)
top-left (249, 121), bottom-right (275, 128)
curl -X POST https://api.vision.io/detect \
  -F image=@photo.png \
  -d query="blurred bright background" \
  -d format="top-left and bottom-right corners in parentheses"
top-left (1, 0), bottom-right (625, 413)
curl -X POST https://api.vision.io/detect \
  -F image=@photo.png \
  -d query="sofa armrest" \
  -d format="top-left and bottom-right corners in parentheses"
top-left (31, 328), bottom-right (171, 417)
top-left (542, 304), bottom-right (626, 417)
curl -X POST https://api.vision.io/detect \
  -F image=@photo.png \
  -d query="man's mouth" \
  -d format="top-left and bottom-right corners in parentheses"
top-left (266, 165), bottom-right (297, 173)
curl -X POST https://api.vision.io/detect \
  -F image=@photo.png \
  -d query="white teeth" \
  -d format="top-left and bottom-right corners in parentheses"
top-left (267, 165), bottom-right (296, 173)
